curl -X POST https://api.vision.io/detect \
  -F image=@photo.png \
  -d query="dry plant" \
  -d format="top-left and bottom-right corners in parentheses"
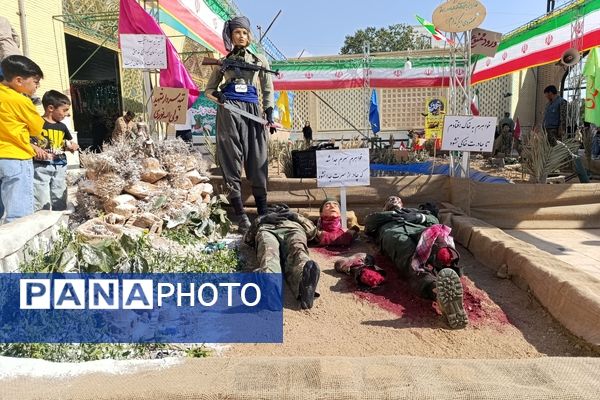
top-left (339, 136), bottom-right (367, 149)
top-left (521, 128), bottom-right (580, 183)
top-left (581, 125), bottom-right (594, 160)
top-left (202, 133), bottom-right (219, 168)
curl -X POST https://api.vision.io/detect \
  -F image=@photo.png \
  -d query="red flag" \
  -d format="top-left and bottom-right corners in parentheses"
top-left (470, 93), bottom-right (480, 116)
top-left (513, 117), bottom-right (521, 140)
top-left (119, 0), bottom-right (199, 107)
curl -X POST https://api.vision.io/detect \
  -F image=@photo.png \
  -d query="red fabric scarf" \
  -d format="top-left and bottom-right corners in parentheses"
top-left (318, 216), bottom-right (354, 247)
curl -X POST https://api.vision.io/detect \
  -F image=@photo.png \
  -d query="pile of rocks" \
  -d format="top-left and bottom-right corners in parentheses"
top-left (74, 138), bottom-right (216, 241)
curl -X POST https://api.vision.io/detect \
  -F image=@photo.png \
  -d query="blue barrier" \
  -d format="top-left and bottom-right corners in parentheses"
top-left (370, 162), bottom-right (511, 184)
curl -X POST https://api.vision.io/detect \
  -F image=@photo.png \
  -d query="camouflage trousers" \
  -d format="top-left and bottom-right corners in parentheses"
top-left (256, 223), bottom-right (311, 298)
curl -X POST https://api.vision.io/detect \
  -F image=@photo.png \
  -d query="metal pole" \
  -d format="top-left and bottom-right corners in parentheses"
top-left (17, 0), bottom-right (30, 57)
top-left (363, 42), bottom-right (371, 140)
top-left (259, 10), bottom-right (282, 43)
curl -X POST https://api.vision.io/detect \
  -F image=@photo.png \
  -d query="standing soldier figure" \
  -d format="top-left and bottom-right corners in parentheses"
top-left (205, 16), bottom-right (276, 233)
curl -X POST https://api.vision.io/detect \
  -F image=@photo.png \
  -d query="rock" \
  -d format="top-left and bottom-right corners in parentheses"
top-left (131, 212), bottom-right (162, 229)
top-left (185, 156), bottom-right (198, 172)
top-left (76, 218), bottom-right (123, 243)
top-left (201, 183), bottom-right (214, 196)
top-left (104, 194), bottom-right (137, 214)
top-left (112, 204), bottom-right (137, 219)
top-left (203, 194), bottom-right (211, 203)
top-left (124, 181), bottom-right (161, 199)
top-left (141, 158), bottom-right (168, 183)
top-left (185, 169), bottom-right (209, 185)
top-left (154, 178), bottom-right (170, 188)
top-left (187, 184), bottom-right (205, 203)
top-left (103, 213), bottom-right (127, 225)
top-left (141, 169), bottom-right (168, 184)
top-left (496, 264), bottom-right (509, 279)
top-left (172, 176), bottom-right (194, 190)
top-left (142, 157), bottom-right (161, 170)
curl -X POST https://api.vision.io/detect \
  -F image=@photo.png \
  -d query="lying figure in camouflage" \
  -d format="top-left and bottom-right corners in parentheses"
top-left (363, 196), bottom-right (468, 329)
top-left (244, 204), bottom-right (321, 309)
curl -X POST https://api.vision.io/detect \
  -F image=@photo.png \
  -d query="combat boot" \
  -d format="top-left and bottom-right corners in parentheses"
top-left (235, 214), bottom-right (251, 234)
top-left (436, 268), bottom-right (468, 329)
top-left (299, 260), bottom-right (320, 309)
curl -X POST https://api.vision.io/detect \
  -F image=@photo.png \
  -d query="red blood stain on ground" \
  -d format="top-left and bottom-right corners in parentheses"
top-left (311, 247), bottom-right (348, 258)
top-left (353, 255), bottom-right (436, 321)
top-left (328, 252), bottom-right (511, 328)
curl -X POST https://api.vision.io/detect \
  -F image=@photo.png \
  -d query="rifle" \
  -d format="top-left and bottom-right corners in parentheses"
top-left (202, 57), bottom-right (280, 76)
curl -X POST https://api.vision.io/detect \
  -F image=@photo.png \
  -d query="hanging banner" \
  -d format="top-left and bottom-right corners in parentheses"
top-left (471, 28), bottom-right (502, 57)
top-left (158, 0), bottom-right (228, 55)
top-left (272, 58), bottom-right (462, 90)
top-left (151, 87), bottom-right (189, 124)
top-left (425, 97), bottom-right (446, 139)
top-left (190, 93), bottom-right (218, 136)
top-left (473, 0), bottom-right (600, 84)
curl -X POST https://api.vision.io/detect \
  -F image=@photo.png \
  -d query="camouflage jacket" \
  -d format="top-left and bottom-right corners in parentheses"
top-left (244, 212), bottom-right (318, 247)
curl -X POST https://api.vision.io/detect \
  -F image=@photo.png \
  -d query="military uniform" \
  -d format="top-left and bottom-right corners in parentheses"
top-left (365, 209), bottom-right (439, 299)
top-left (205, 47), bottom-right (274, 203)
top-left (245, 213), bottom-right (317, 299)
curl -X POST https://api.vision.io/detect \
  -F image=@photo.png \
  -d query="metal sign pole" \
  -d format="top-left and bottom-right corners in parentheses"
top-left (340, 186), bottom-right (347, 230)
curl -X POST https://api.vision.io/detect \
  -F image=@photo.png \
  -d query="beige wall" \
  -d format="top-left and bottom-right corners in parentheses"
top-left (1, 0), bottom-right (70, 98)
top-left (511, 67), bottom-right (537, 137)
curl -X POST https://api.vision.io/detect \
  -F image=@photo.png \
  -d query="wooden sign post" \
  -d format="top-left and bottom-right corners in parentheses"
top-left (150, 87), bottom-right (189, 125)
top-left (432, 0), bottom-right (487, 33)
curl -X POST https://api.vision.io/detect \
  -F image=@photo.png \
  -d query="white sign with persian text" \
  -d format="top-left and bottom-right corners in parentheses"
top-left (441, 116), bottom-right (497, 153)
top-left (120, 34), bottom-right (167, 69)
top-left (316, 149), bottom-right (370, 188)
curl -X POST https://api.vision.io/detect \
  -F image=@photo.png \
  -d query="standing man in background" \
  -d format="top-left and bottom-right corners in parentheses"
top-left (111, 111), bottom-right (136, 142)
top-left (542, 85), bottom-right (567, 146)
top-left (302, 120), bottom-right (312, 145)
top-left (498, 112), bottom-right (514, 133)
top-left (0, 16), bottom-right (21, 69)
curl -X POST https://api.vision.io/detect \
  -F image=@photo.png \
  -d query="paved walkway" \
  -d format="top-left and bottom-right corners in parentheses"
top-left (505, 229), bottom-right (600, 277)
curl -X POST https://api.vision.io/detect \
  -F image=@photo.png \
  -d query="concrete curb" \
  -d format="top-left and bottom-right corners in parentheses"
top-left (442, 206), bottom-right (600, 348)
top-left (0, 211), bottom-right (68, 272)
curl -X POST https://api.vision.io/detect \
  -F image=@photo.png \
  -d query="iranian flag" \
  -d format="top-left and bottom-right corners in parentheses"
top-left (514, 118), bottom-right (521, 140)
top-left (470, 92), bottom-right (480, 116)
top-left (415, 15), bottom-right (454, 46)
top-left (473, 0), bottom-right (600, 84)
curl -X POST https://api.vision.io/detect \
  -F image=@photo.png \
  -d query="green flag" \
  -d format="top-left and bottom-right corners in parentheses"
top-left (584, 47), bottom-right (600, 126)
